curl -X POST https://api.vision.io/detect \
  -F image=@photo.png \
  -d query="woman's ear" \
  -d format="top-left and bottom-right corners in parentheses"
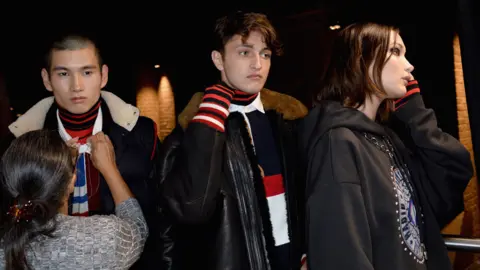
top-left (68, 173), bottom-right (76, 194)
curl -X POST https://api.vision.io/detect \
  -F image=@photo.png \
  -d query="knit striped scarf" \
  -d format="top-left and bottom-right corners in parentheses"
top-left (57, 100), bottom-right (102, 216)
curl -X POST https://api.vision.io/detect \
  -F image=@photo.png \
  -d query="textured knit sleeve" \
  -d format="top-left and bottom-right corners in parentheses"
top-left (0, 198), bottom-right (148, 270)
top-left (114, 198), bottom-right (149, 269)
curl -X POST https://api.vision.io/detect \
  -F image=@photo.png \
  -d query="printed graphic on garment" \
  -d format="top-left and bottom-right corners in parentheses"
top-left (392, 167), bottom-right (425, 264)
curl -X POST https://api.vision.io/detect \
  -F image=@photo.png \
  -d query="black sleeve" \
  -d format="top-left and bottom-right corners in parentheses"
top-left (306, 128), bottom-right (374, 270)
top-left (135, 117), bottom-right (173, 270)
top-left (393, 86), bottom-right (473, 228)
top-left (161, 122), bottom-right (225, 224)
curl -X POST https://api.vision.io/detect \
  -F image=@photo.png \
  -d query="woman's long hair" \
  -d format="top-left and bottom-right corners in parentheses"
top-left (316, 22), bottom-right (399, 121)
top-left (0, 129), bottom-right (76, 270)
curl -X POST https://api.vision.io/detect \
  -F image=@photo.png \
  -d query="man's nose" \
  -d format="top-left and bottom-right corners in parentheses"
top-left (71, 74), bottom-right (84, 92)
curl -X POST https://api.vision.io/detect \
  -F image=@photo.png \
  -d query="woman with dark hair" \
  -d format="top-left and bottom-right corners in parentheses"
top-left (0, 129), bottom-right (148, 269)
top-left (298, 22), bottom-right (473, 269)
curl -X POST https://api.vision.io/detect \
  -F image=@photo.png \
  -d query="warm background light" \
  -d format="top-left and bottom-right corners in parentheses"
top-left (442, 34), bottom-right (480, 269)
top-left (136, 74), bottom-right (176, 141)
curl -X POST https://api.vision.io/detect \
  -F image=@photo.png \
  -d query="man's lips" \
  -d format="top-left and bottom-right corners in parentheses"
top-left (71, 97), bottom-right (86, 103)
top-left (247, 74), bottom-right (262, 79)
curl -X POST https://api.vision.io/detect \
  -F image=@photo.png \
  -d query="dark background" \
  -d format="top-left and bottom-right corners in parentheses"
top-left (0, 0), bottom-right (466, 140)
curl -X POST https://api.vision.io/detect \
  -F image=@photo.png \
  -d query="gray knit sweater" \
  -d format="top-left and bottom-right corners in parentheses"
top-left (0, 198), bottom-right (148, 269)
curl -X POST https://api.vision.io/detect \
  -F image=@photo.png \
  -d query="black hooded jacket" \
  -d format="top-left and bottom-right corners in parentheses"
top-left (298, 87), bottom-right (473, 270)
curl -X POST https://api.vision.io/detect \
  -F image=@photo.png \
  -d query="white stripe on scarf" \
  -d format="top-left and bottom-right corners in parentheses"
top-left (56, 108), bottom-right (103, 215)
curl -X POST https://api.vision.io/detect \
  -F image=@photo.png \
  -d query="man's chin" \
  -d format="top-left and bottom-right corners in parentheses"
top-left (242, 85), bottom-right (264, 94)
top-left (242, 89), bottom-right (262, 95)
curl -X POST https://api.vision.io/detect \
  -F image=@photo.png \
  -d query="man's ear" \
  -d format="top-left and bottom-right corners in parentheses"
top-left (41, 68), bottom-right (53, 92)
top-left (211, 50), bottom-right (224, 71)
top-left (100, 64), bottom-right (109, 89)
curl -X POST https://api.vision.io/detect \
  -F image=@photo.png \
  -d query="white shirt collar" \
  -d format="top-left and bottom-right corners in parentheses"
top-left (229, 92), bottom-right (265, 114)
top-left (56, 108), bottom-right (103, 154)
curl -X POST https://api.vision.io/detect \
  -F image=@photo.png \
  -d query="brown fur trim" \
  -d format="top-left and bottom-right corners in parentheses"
top-left (178, 88), bottom-right (308, 130)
